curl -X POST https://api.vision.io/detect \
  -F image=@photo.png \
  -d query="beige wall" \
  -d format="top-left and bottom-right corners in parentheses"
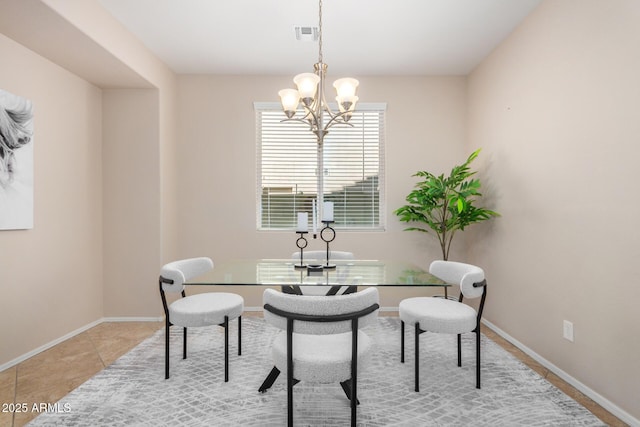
top-left (42, 0), bottom-right (179, 317)
top-left (175, 75), bottom-right (468, 307)
top-left (0, 33), bottom-right (104, 364)
top-left (102, 89), bottom-right (161, 317)
top-left (42, 0), bottom-right (180, 318)
top-left (2, 0), bottom-right (637, 422)
top-left (0, 0), bottom-right (178, 367)
top-left (467, 0), bottom-right (640, 420)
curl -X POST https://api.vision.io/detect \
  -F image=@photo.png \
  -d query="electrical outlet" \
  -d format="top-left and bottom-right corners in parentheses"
top-left (563, 320), bottom-right (574, 342)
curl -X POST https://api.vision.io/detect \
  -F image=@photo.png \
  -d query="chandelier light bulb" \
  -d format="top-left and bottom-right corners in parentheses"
top-left (333, 78), bottom-right (359, 99)
top-left (278, 89), bottom-right (300, 118)
top-left (293, 73), bottom-right (321, 103)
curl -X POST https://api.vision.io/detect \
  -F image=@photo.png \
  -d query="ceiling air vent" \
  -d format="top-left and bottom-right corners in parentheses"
top-left (294, 26), bottom-right (319, 42)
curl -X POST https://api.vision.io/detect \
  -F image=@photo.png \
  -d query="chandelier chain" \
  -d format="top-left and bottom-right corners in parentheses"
top-left (318, 0), bottom-right (323, 63)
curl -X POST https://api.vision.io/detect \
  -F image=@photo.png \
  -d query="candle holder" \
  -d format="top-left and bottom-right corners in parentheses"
top-left (320, 220), bottom-right (336, 269)
top-left (294, 231), bottom-right (309, 270)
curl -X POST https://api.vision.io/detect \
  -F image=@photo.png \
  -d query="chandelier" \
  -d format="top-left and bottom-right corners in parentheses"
top-left (277, 0), bottom-right (360, 143)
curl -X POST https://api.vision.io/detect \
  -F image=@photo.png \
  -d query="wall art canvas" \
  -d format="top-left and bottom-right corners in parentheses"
top-left (0, 89), bottom-right (34, 230)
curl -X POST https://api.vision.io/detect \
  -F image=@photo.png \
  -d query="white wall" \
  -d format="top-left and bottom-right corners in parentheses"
top-left (467, 0), bottom-right (640, 420)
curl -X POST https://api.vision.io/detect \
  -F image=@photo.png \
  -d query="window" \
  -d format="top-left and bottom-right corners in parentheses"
top-left (256, 102), bottom-right (386, 231)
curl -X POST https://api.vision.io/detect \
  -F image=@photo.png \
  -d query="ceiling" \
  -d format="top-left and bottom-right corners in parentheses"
top-left (98, 0), bottom-right (542, 76)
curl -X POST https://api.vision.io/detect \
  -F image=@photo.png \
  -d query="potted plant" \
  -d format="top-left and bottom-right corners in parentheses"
top-left (394, 148), bottom-right (499, 260)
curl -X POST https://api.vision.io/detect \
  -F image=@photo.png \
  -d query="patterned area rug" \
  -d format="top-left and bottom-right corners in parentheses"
top-left (29, 317), bottom-right (605, 426)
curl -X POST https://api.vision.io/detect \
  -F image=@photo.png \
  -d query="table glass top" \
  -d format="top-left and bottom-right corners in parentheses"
top-left (186, 259), bottom-right (448, 287)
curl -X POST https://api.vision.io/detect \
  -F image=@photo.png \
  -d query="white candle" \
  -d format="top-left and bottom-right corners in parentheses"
top-left (323, 201), bottom-right (334, 222)
top-left (297, 212), bottom-right (308, 232)
top-left (312, 199), bottom-right (317, 233)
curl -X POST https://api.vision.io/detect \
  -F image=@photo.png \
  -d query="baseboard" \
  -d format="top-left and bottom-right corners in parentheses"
top-left (0, 316), bottom-right (170, 372)
top-left (482, 319), bottom-right (639, 427)
top-left (102, 316), bottom-right (164, 322)
top-left (0, 318), bottom-right (103, 373)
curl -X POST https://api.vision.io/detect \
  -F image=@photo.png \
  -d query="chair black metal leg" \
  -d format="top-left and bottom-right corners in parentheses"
top-left (414, 322), bottom-right (420, 392)
top-left (476, 329), bottom-right (481, 389)
top-left (287, 379), bottom-right (293, 427)
top-left (258, 366), bottom-right (281, 393)
top-left (401, 320), bottom-right (405, 363)
top-left (457, 333), bottom-right (462, 367)
top-left (340, 380), bottom-right (361, 405)
top-left (165, 321), bottom-right (170, 379)
top-left (183, 327), bottom-right (187, 359)
top-left (351, 382), bottom-right (357, 427)
top-left (351, 318), bottom-right (359, 427)
top-left (238, 316), bottom-right (242, 356)
top-left (287, 319), bottom-right (294, 427)
top-left (224, 316), bottom-right (229, 382)
top-left (258, 366), bottom-right (299, 393)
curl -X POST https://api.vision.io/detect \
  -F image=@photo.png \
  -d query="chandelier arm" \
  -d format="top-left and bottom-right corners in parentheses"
top-left (302, 105), bottom-right (321, 128)
top-left (279, 117), bottom-right (317, 129)
top-left (318, 80), bottom-right (348, 129)
top-left (320, 88), bottom-right (338, 120)
top-left (324, 113), bottom-right (355, 131)
top-left (279, 117), bottom-right (308, 124)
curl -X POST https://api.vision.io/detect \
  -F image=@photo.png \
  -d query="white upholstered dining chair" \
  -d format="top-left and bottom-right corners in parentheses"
top-left (399, 260), bottom-right (487, 391)
top-left (262, 287), bottom-right (379, 427)
top-left (159, 257), bottom-right (244, 381)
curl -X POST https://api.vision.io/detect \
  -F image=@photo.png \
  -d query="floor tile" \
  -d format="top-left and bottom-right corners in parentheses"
top-left (2, 319), bottom-right (627, 427)
top-left (0, 367), bottom-right (17, 427)
top-left (13, 333), bottom-right (104, 426)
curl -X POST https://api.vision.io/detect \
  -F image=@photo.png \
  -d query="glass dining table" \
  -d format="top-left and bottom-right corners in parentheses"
top-left (186, 258), bottom-right (450, 298)
top-left (186, 258), bottom-right (449, 393)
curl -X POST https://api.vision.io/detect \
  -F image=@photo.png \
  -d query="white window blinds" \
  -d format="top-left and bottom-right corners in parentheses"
top-left (256, 102), bottom-right (386, 231)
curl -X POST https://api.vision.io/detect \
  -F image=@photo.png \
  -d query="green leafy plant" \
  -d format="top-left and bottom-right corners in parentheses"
top-left (394, 148), bottom-right (499, 260)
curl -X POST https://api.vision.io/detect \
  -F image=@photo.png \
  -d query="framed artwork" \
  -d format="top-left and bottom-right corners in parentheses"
top-left (0, 89), bottom-right (34, 230)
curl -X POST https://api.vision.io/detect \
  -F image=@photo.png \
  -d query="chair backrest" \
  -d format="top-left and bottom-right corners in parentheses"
top-left (292, 250), bottom-right (355, 263)
top-left (263, 287), bottom-right (379, 335)
top-left (429, 260), bottom-right (485, 299)
top-left (160, 257), bottom-right (213, 293)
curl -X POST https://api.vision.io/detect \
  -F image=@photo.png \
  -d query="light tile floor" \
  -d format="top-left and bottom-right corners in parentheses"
top-left (0, 314), bottom-right (627, 427)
